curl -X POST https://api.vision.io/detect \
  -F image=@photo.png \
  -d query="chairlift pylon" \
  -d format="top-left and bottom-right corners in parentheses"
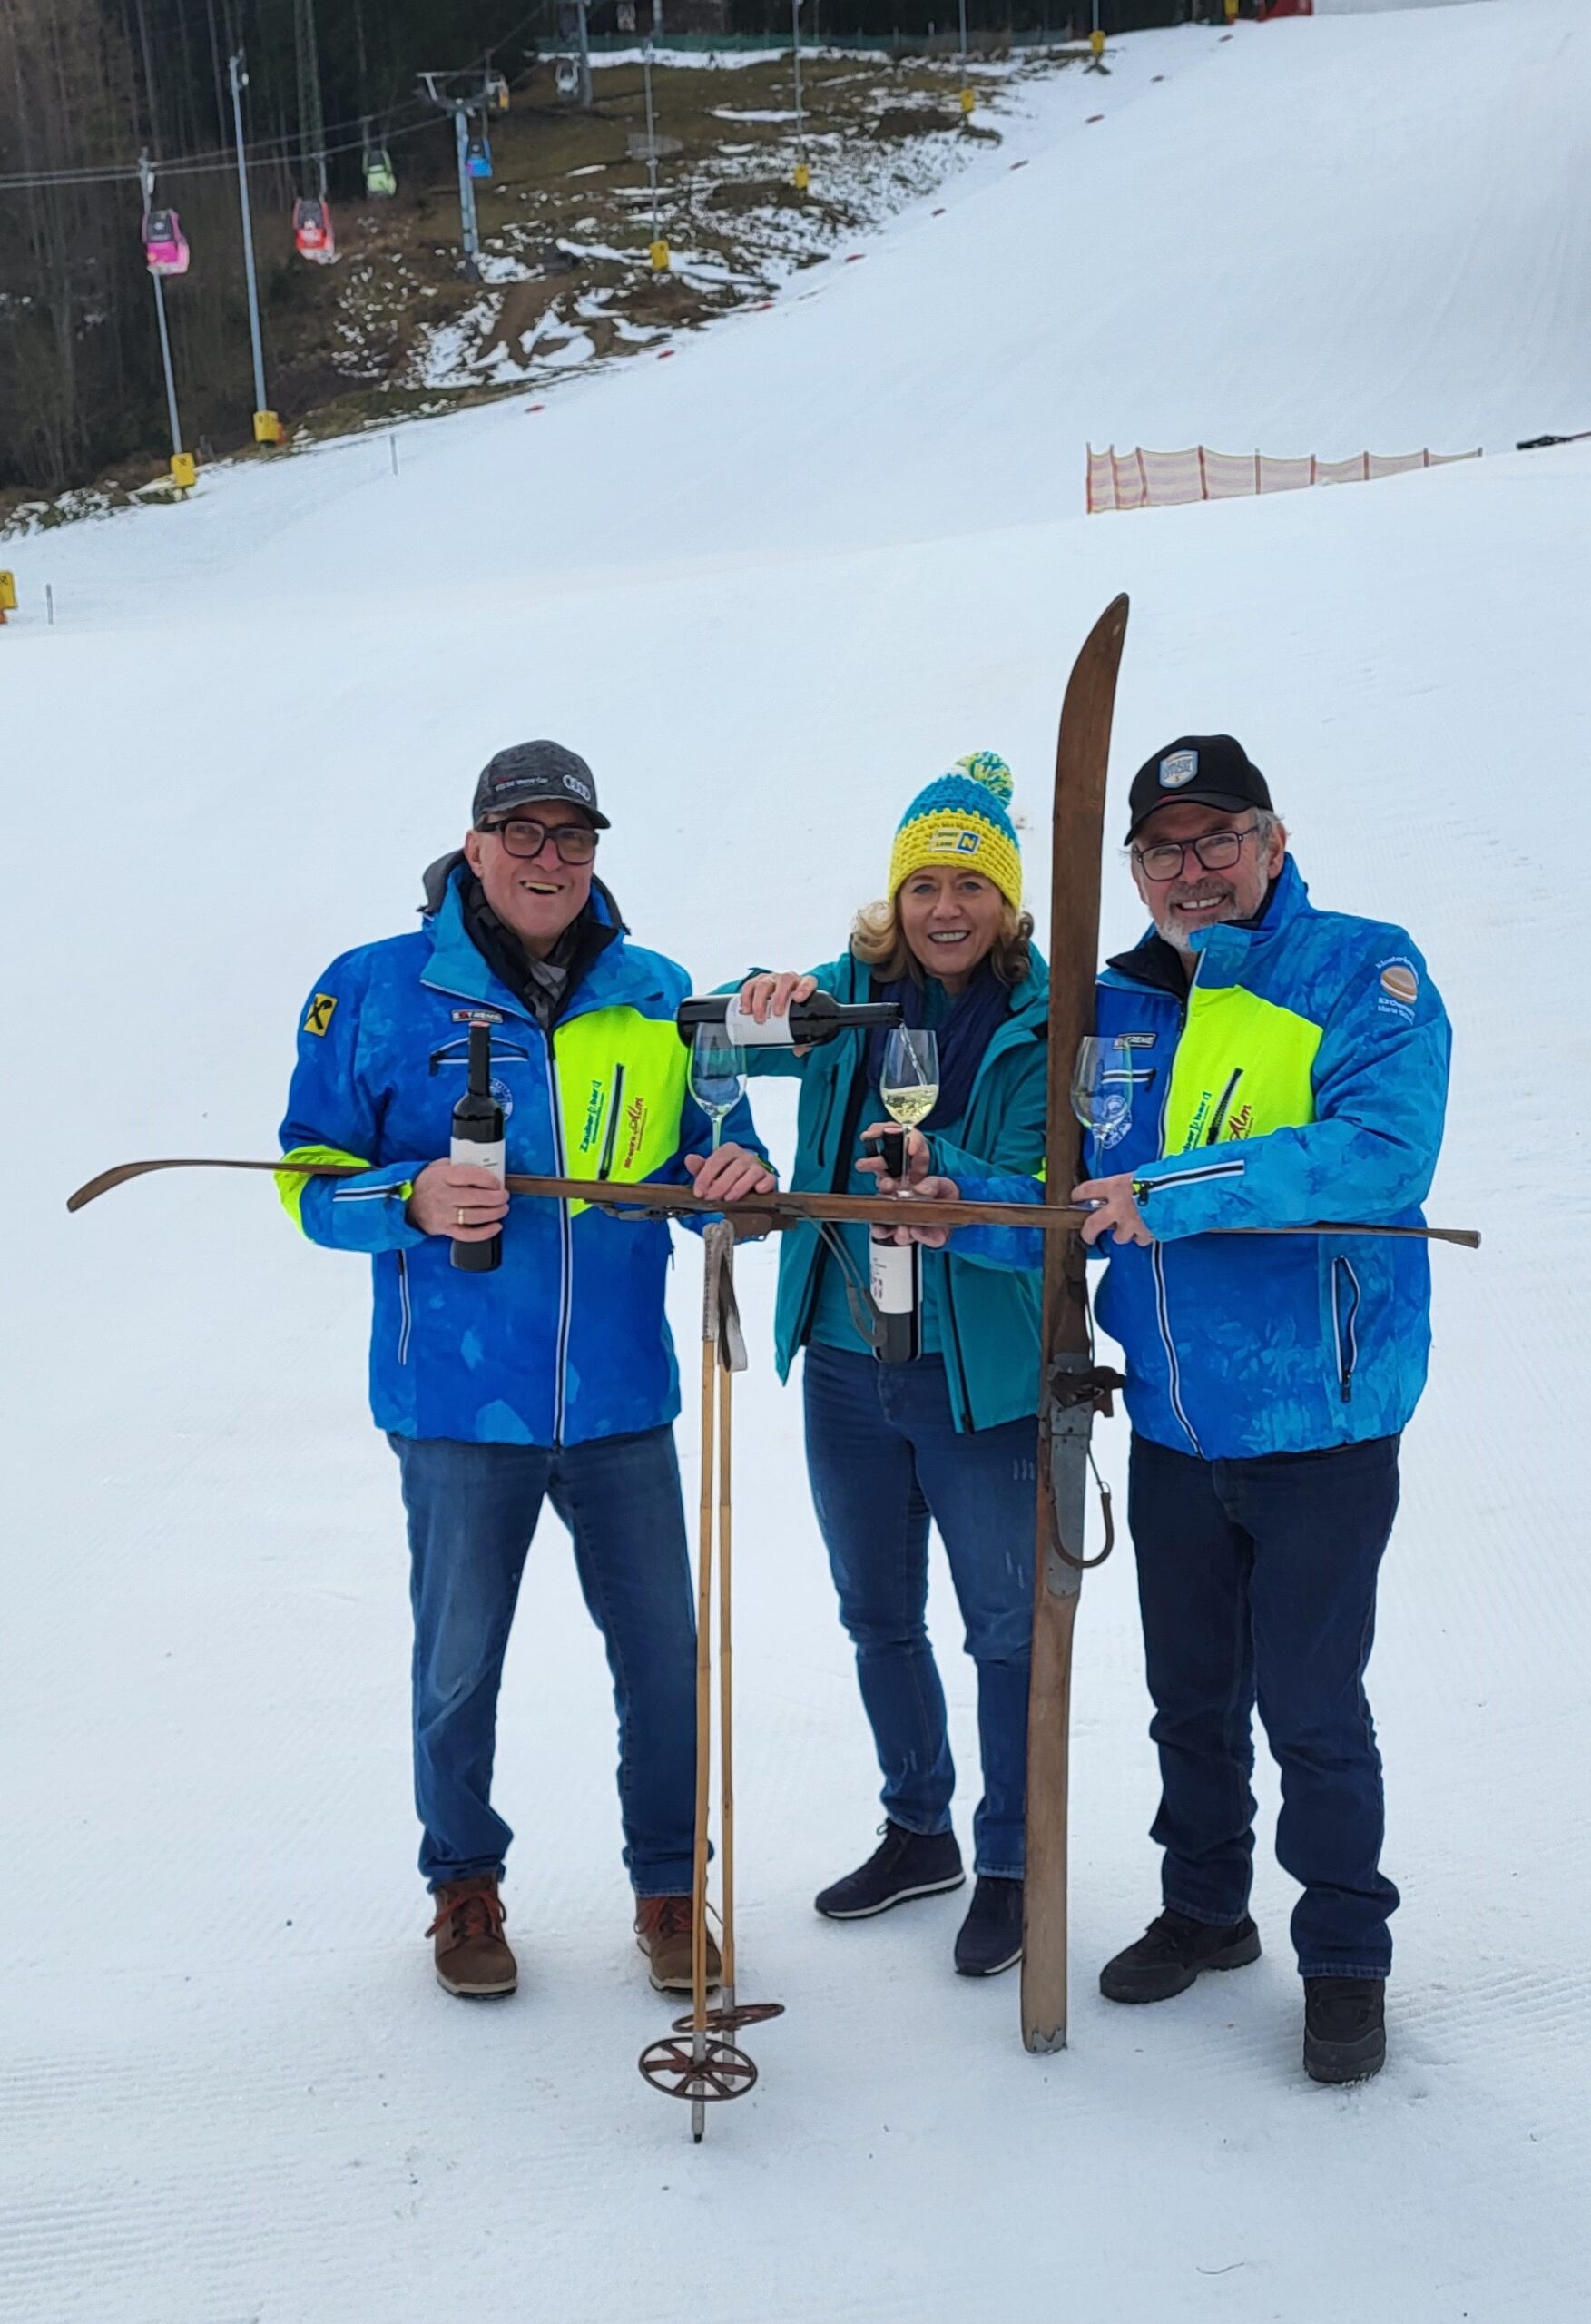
top-left (142, 208), bottom-right (190, 276)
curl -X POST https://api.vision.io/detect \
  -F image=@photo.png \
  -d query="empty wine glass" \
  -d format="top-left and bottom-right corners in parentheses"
top-left (1072, 1036), bottom-right (1135, 1152)
top-left (689, 1021), bottom-right (745, 1152)
top-left (879, 1026), bottom-right (940, 1132)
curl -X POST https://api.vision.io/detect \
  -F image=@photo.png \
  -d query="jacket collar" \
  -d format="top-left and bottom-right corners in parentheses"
top-left (1105, 854), bottom-right (1311, 993)
top-left (421, 863), bottom-right (647, 1024)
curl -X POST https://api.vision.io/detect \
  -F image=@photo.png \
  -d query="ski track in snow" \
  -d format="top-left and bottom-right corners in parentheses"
top-left (2, 6), bottom-right (1589, 2320)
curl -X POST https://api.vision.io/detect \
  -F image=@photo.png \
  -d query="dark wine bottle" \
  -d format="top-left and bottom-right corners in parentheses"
top-left (450, 1020), bottom-right (505, 1275)
top-left (677, 991), bottom-right (901, 1049)
top-left (869, 1127), bottom-right (921, 1365)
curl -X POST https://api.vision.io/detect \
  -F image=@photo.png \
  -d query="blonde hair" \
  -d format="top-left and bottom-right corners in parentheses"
top-left (850, 894), bottom-right (1035, 987)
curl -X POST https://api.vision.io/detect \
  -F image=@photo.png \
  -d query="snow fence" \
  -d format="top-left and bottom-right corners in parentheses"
top-left (1085, 444), bottom-right (1480, 514)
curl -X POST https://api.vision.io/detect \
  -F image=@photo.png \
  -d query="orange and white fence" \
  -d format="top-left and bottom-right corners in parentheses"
top-left (1085, 443), bottom-right (1481, 515)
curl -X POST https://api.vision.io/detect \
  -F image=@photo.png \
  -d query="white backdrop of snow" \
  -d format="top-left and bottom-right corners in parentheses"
top-left (1, 6), bottom-right (1587, 2321)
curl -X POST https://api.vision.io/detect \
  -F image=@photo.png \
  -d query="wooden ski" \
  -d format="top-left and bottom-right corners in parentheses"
top-left (1021, 593), bottom-right (1132, 2053)
top-left (64, 1157), bottom-right (1479, 1244)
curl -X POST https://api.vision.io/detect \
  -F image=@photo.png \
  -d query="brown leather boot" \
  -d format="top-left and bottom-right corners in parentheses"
top-left (427, 1876), bottom-right (517, 1998)
top-left (634, 1896), bottom-right (722, 1994)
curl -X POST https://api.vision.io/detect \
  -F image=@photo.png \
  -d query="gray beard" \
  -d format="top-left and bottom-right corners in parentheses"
top-left (1152, 896), bottom-right (1241, 955)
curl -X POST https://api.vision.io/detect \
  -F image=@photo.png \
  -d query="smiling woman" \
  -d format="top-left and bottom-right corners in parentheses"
top-left (725, 750), bottom-right (1049, 1981)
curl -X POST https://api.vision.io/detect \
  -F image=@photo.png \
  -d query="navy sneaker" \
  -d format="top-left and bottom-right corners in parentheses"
top-left (953, 1876), bottom-right (1024, 1977)
top-left (1303, 1977), bottom-right (1387, 2084)
top-left (1099, 1907), bottom-right (1261, 2003)
top-left (814, 1822), bottom-right (965, 1920)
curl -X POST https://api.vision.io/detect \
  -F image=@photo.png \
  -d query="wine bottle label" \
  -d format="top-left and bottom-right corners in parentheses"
top-left (869, 1237), bottom-right (917, 1316)
top-left (721, 998), bottom-right (799, 1049)
top-left (451, 1136), bottom-right (506, 1178)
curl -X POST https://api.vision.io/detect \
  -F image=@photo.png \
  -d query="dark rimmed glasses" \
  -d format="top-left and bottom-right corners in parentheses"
top-left (478, 815), bottom-right (598, 864)
top-left (1131, 822), bottom-right (1258, 884)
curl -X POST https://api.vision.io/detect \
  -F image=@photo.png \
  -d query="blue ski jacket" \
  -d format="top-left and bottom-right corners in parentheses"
top-left (949, 858), bottom-right (1452, 1459)
top-left (731, 946), bottom-right (1050, 1433)
top-left (278, 865), bottom-right (763, 1447)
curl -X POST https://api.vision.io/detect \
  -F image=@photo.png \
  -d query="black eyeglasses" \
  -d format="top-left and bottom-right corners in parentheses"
top-left (1132, 823), bottom-right (1258, 884)
top-left (478, 816), bottom-right (598, 864)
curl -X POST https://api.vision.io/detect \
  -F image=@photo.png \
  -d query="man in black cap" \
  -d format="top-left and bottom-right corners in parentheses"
top-left (905, 734), bottom-right (1451, 2082)
top-left (278, 741), bottom-right (773, 2002)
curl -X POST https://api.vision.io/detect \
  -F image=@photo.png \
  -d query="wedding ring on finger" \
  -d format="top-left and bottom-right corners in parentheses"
top-left (456, 1207), bottom-right (466, 1226)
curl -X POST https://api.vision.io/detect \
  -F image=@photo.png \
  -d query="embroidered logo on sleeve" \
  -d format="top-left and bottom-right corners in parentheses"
top-left (303, 991), bottom-right (339, 1037)
top-left (1377, 959), bottom-right (1419, 1019)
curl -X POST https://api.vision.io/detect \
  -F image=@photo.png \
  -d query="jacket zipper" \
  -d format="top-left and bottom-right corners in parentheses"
top-left (1331, 1256), bottom-right (1361, 1404)
top-left (1205, 1068), bottom-right (1242, 1145)
top-left (396, 1249), bottom-right (412, 1366)
top-left (597, 1064), bottom-right (625, 1180)
top-left (545, 1046), bottom-right (573, 1446)
top-left (1147, 968), bottom-right (1203, 1456)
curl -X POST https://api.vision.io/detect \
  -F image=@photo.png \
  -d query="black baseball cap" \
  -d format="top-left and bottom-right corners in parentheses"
top-left (472, 739), bottom-right (609, 830)
top-left (1125, 735), bottom-right (1272, 842)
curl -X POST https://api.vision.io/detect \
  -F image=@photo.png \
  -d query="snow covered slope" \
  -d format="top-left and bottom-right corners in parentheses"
top-left (2, 6), bottom-right (1588, 2322)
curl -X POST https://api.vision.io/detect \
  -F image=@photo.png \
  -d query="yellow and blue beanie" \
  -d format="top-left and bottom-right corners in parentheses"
top-left (887, 751), bottom-right (1022, 911)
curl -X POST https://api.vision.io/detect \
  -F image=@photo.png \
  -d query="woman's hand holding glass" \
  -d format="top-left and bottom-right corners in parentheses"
top-left (858, 1123), bottom-right (959, 1246)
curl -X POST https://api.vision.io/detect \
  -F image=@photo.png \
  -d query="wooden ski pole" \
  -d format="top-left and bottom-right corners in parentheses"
top-left (717, 1335), bottom-right (736, 2022)
top-left (689, 1251), bottom-right (718, 2147)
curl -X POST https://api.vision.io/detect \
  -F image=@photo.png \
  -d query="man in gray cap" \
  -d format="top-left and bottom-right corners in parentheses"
top-left (279, 742), bottom-right (772, 2003)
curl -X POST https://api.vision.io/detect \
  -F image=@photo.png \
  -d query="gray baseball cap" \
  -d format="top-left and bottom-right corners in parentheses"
top-left (472, 739), bottom-right (609, 830)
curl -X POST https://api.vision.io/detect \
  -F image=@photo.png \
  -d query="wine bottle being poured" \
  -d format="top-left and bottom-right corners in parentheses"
top-left (451, 1019), bottom-right (505, 1275)
top-left (677, 990), bottom-right (902, 1049)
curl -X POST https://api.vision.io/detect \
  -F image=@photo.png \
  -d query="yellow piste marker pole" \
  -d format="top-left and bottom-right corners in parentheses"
top-left (793, 160), bottom-right (810, 193)
top-left (0, 569), bottom-right (17, 625)
top-left (1091, 27), bottom-right (1105, 64)
top-left (1225, 0), bottom-right (1239, 21)
top-left (170, 452), bottom-right (197, 490)
top-left (253, 409), bottom-right (283, 446)
top-left (650, 239), bottom-right (670, 273)
top-left (959, 86), bottom-right (976, 119)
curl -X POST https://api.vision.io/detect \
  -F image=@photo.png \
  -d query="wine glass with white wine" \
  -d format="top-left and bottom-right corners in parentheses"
top-left (879, 1026), bottom-right (940, 1142)
top-left (689, 1021), bottom-right (745, 1152)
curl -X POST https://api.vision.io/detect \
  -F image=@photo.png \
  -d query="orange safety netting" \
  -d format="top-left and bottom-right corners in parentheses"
top-left (1085, 444), bottom-right (1481, 514)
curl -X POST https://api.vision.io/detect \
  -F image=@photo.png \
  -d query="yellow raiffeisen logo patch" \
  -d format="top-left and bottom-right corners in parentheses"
top-left (926, 823), bottom-right (984, 855)
top-left (303, 991), bottom-right (338, 1037)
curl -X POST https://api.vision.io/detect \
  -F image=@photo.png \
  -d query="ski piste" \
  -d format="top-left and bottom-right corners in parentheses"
top-left (1021, 594), bottom-right (1132, 2055)
top-left (63, 1159), bottom-right (1479, 1246)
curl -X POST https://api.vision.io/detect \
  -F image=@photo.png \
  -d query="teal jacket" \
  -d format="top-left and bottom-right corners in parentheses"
top-left (735, 947), bottom-right (1049, 1433)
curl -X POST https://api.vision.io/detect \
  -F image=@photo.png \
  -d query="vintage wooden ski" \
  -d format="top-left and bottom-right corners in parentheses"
top-left (63, 1157), bottom-right (1479, 1244)
top-left (1021, 593), bottom-right (1132, 2053)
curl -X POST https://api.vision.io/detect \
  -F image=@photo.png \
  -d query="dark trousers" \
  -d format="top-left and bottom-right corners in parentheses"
top-left (802, 1345), bottom-right (1036, 1878)
top-left (391, 1427), bottom-right (698, 1895)
top-left (1128, 1430), bottom-right (1402, 1979)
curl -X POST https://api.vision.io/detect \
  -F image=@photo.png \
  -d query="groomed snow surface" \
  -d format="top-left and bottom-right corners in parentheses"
top-left (3, 4), bottom-right (1587, 2319)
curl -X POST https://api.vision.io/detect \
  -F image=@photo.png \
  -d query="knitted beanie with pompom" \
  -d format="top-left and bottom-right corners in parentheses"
top-left (886, 751), bottom-right (1021, 911)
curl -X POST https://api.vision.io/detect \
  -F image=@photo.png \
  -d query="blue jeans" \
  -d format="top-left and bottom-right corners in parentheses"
top-left (1128, 1430), bottom-right (1402, 1979)
top-left (802, 1345), bottom-right (1036, 1878)
top-left (390, 1428), bottom-right (697, 1895)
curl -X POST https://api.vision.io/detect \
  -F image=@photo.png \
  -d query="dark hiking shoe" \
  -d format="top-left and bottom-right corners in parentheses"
top-left (814, 1822), bottom-right (966, 1920)
top-left (1099, 1907), bottom-right (1261, 2004)
top-left (427, 1876), bottom-right (516, 1998)
top-left (1303, 1976), bottom-right (1387, 2084)
top-left (954, 1876), bottom-right (1025, 1977)
top-left (635, 1896), bottom-right (722, 1994)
